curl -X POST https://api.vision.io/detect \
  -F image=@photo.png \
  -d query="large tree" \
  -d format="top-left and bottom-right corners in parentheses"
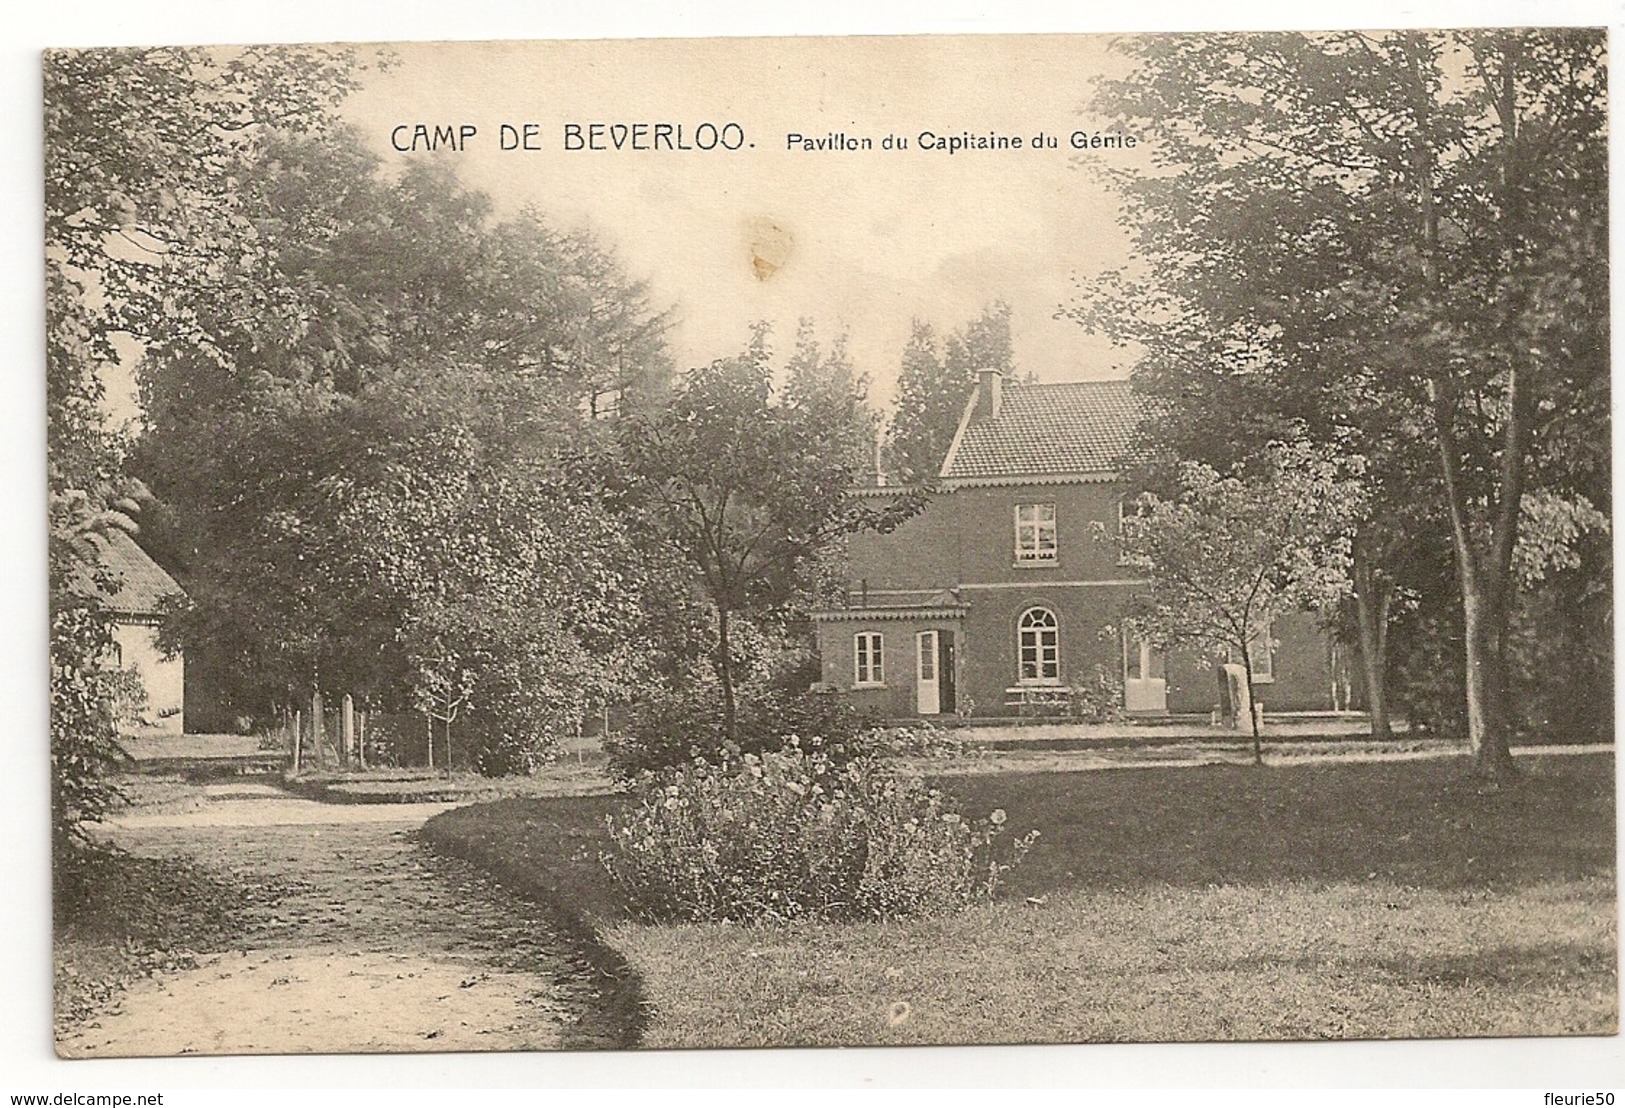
top-left (45, 46), bottom-right (369, 844)
top-left (135, 128), bottom-right (671, 430)
top-left (619, 326), bottom-right (920, 743)
top-left (1075, 31), bottom-right (1607, 778)
top-left (129, 127), bottom-right (673, 733)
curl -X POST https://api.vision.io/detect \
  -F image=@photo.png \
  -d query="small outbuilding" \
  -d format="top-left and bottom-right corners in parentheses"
top-left (93, 530), bottom-right (186, 735)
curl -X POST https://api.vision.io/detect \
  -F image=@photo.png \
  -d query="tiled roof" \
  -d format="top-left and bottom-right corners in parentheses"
top-left (941, 379), bottom-right (1140, 481)
top-left (90, 530), bottom-right (184, 615)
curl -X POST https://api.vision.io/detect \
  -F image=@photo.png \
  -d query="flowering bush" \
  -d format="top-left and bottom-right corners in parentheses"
top-left (602, 743), bottom-right (1037, 922)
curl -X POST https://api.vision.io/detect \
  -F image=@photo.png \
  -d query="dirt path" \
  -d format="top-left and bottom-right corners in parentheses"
top-left (59, 790), bottom-right (610, 1057)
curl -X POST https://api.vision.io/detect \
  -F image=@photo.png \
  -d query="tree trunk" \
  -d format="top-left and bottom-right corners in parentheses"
top-left (1354, 603), bottom-right (1391, 741)
top-left (1461, 579), bottom-right (1519, 780)
top-left (1350, 534), bottom-right (1395, 740)
top-left (716, 603), bottom-right (738, 750)
top-left (1241, 645), bottom-right (1262, 765)
top-left (1425, 36), bottom-right (1528, 784)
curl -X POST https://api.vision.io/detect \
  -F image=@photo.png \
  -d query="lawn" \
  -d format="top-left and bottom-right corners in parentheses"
top-left (421, 752), bottom-right (1618, 1048)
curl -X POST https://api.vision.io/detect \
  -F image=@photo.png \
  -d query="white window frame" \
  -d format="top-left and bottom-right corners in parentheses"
top-left (1230, 623), bottom-right (1275, 682)
top-left (854, 631), bottom-right (885, 687)
top-left (1014, 503), bottom-right (1058, 565)
top-left (1017, 606), bottom-right (1061, 685)
top-left (1116, 495), bottom-right (1148, 565)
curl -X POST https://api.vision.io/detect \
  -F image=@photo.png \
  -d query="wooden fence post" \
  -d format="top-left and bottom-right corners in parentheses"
top-left (291, 709), bottom-right (302, 775)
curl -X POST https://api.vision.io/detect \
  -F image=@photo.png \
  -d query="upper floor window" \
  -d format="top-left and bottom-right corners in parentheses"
top-left (1017, 606), bottom-right (1060, 684)
top-left (854, 631), bottom-right (885, 686)
top-left (1117, 494), bottom-right (1151, 564)
top-left (1014, 503), bottom-right (1057, 564)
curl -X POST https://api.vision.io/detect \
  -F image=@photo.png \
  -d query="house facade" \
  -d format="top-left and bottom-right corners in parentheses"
top-left (813, 371), bottom-right (1357, 720)
top-left (96, 529), bottom-right (186, 735)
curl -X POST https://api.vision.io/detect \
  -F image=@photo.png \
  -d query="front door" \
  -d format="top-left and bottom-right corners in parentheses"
top-left (1123, 636), bottom-right (1168, 713)
top-left (916, 630), bottom-right (940, 715)
top-left (938, 630), bottom-right (957, 715)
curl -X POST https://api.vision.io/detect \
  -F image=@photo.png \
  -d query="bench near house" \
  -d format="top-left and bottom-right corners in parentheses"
top-left (813, 370), bottom-right (1359, 720)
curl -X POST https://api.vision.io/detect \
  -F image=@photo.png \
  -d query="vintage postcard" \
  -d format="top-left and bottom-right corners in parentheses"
top-left (42, 29), bottom-right (1614, 1071)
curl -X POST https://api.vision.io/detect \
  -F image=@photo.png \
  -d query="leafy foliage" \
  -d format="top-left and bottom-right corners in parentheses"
top-left (889, 303), bottom-right (1014, 485)
top-left (1076, 31), bottom-right (1608, 776)
top-left (602, 745), bottom-right (1037, 923)
top-left (45, 46), bottom-right (375, 844)
top-left (1115, 439), bottom-right (1364, 754)
top-left (131, 127), bottom-right (675, 733)
top-left (73, 104), bottom-right (681, 762)
top-left (1066, 666), bottom-right (1128, 724)
top-left (618, 326), bottom-right (922, 741)
top-left (607, 677), bottom-right (878, 781)
top-left (48, 603), bottom-right (128, 848)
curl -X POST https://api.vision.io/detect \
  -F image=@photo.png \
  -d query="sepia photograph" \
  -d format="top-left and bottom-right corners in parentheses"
top-left (28, 11), bottom-right (1617, 1087)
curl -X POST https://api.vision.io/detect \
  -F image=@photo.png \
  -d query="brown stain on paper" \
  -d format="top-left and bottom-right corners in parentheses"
top-left (745, 216), bottom-right (795, 280)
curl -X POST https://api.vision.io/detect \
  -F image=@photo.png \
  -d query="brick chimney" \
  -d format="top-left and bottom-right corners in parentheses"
top-left (978, 368), bottom-right (1004, 421)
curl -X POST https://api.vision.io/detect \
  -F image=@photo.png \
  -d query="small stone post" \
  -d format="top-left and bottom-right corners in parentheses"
top-left (311, 689), bottom-right (325, 770)
top-left (341, 694), bottom-right (355, 770)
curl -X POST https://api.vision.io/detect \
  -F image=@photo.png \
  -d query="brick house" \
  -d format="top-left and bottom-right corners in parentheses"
top-left (812, 371), bottom-right (1357, 719)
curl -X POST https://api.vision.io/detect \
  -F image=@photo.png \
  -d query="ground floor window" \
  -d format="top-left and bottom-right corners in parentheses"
top-left (1018, 606), bottom-right (1060, 684)
top-left (854, 631), bottom-right (884, 686)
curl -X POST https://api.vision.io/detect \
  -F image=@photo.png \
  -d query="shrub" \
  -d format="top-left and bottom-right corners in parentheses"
top-left (601, 744), bottom-right (1037, 922)
top-left (50, 603), bottom-right (128, 849)
top-left (1069, 665), bottom-right (1127, 723)
top-left (867, 723), bottom-right (975, 760)
top-left (605, 679), bottom-right (879, 780)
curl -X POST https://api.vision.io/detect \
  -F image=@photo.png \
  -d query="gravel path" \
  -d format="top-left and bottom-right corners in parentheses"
top-left (59, 792), bottom-right (607, 1057)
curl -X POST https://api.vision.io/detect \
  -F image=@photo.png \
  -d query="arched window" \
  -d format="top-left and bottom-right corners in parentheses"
top-left (1018, 607), bottom-right (1060, 684)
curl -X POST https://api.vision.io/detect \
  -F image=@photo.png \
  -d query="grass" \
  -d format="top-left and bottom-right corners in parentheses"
top-left (422, 751), bottom-right (1618, 1047)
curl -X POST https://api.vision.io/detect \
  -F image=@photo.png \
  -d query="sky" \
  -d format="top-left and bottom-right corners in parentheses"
top-left (338, 36), bottom-right (1154, 404)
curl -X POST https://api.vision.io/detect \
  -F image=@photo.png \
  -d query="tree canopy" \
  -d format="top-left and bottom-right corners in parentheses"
top-left (131, 147), bottom-right (676, 760)
top-left (619, 324), bottom-right (920, 742)
top-left (1072, 30), bottom-right (1608, 776)
top-left (45, 45), bottom-right (373, 844)
top-left (889, 303), bottom-right (1014, 485)
top-left (48, 45), bottom-right (680, 785)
